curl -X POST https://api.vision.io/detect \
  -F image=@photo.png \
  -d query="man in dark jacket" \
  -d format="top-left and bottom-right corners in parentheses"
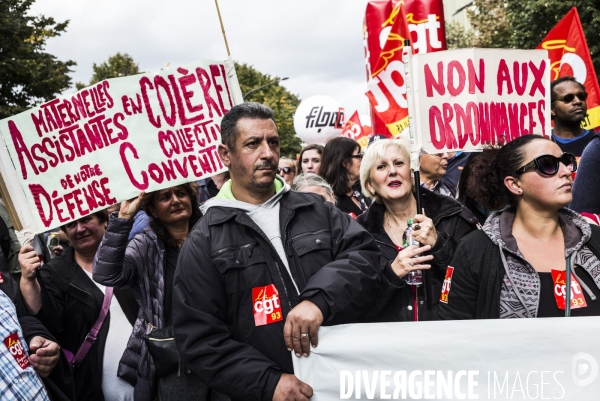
top-left (550, 76), bottom-right (593, 157)
top-left (173, 103), bottom-right (389, 401)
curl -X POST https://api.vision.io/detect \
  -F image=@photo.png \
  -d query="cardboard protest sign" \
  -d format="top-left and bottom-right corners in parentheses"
top-left (410, 49), bottom-right (551, 154)
top-left (0, 59), bottom-right (242, 233)
top-left (293, 317), bottom-right (600, 400)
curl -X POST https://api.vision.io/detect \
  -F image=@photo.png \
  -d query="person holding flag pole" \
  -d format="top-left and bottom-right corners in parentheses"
top-left (356, 39), bottom-right (478, 322)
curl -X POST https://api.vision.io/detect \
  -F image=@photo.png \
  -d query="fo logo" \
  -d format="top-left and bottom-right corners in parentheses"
top-left (572, 352), bottom-right (598, 387)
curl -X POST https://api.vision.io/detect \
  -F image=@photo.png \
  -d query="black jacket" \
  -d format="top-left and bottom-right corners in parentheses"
top-left (173, 191), bottom-right (384, 401)
top-left (36, 247), bottom-right (138, 401)
top-left (356, 188), bottom-right (479, 321)
top-left (438, 214), bottom-right (600, 320)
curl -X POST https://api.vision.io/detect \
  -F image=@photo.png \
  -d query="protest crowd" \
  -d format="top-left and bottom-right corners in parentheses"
top-left (1, 1), bottom-right (600, 400)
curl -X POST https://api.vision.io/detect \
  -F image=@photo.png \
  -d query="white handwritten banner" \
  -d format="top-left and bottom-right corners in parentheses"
top-left (293, 317), bottom-right (600, 400)
top-left (410, 49), bottom-right (551, 153)
top-left (0, 59), bottom-right (242, 233)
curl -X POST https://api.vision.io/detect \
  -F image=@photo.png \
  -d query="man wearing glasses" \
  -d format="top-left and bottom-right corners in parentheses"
top-left (550, 76), bottom-right (592, 157)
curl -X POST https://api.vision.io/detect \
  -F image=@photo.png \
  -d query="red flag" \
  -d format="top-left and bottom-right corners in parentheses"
top-left (341, 111), bottom-right (369, 149)
top-left (364, 0), bottom-right (447, 136)
top-left (537, 7), bottom-right (600, 132)
top-left (366, 1), bottom-right (412, 138)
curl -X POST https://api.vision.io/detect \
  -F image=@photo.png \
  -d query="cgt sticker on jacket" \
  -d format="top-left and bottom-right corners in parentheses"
top-left (3, 332), bottom-right (30, 370)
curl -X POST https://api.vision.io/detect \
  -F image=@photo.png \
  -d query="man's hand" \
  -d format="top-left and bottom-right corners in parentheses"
top-left (29, 336), bottom-right (60, 378)
top-left (18, 244), bottom-right (41, 282)
top-left (273, 373), bottom-right (313, 401)
top-left (283, 300), bottom-right (323, 357)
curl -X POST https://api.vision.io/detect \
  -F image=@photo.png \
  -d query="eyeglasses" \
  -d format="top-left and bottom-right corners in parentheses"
top-left (346, 154), bottom-right (363, 161)
top-left (515, 153), bottom-right (577, 176)
top-left (554, 92), bottom-right (588, 103)
top-left (278, 167), bottom-right (293, 174)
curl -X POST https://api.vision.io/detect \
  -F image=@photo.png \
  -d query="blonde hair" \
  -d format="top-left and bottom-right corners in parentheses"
top-left (279, 157), bottom-right (297, 174)
top-left (360, 138), bottom-right (411, 202)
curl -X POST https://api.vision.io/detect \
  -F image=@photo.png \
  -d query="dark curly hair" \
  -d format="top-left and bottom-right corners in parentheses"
top-left (464, 134), bottom-right (549, 210)
top-left (140, 182), bottom-right (202, 248)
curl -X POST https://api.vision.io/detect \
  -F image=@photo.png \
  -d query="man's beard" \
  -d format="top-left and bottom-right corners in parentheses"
top-left (252, 161), bottom-right (277, 188)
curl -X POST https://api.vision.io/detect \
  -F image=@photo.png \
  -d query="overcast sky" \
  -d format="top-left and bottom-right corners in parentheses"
top-left (32, 0), bottom-right (372, 118)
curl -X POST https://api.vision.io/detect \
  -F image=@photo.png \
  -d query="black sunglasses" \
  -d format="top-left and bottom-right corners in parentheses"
top-left (278, 167), bottom-right (293, 174)
top-left (515, 153), bottom-right (577, 176)
top-left (346, 154), bottom-right (364, 160)
top-left (554, 92), bottom-right (588, 103)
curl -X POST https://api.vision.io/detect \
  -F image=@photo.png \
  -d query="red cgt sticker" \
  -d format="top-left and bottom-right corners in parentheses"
top-left (440, 266), bottom-right (455, 304)
top-left (252, 284), bottom-right (283, 326)
top-left (3, 332), bottom-right (30, 370)
top-left (551, 270), bottom-right (587, 310)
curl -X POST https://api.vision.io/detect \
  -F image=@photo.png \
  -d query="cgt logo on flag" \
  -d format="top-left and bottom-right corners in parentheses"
top-left (3, 332), bottom-right (30, 370)
top-left (537, 7), bottom-right (600, 132)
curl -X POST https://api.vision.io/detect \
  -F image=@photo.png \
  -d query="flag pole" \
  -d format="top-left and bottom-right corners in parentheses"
top-left (214, 0), bottom-right (231, 57)
top-left (403, 39), bottom-right (422, 214)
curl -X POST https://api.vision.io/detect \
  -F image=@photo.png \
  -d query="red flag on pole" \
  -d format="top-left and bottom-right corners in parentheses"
top-left (537, 7), bottom-right (600, 132)
top-left (365, 1), bottom-right (412, 138)
top-left (341, 111), bottom-right (369, 149)
top-left (364, 0), bottom-right (447, 137)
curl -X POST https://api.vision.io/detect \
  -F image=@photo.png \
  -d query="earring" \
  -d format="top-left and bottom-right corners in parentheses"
top-left (517, 189), bottom-right (523, 194)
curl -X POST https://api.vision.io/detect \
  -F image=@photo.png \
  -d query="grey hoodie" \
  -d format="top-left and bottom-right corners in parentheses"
top-left (482, 208), bottom-right (600, 318)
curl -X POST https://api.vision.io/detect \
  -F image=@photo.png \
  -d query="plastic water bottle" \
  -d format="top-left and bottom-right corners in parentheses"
top-left (402, 218), bottom-right (422, 285)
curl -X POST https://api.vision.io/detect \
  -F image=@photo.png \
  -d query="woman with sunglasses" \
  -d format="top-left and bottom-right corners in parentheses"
top-left (277, 157), bottom-right (297, 186)
top-left (439, 134), bottom-right (600, 320)
top-left (320, 137), bottom-right (368, 217)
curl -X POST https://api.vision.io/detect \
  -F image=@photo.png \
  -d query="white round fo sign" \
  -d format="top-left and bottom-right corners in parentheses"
top-left (293, 95), bottom-right (345, 145)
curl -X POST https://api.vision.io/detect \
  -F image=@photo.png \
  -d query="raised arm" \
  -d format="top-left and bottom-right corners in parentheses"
top-left (92, 192), bottom-right (144, 287)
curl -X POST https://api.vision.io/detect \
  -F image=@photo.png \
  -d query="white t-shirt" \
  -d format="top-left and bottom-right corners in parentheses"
top-left (84, 270), bottom-right (134, 401)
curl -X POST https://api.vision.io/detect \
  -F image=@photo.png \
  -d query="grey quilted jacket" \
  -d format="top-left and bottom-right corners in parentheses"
top-left (93, 213), bottom-right (165, 401)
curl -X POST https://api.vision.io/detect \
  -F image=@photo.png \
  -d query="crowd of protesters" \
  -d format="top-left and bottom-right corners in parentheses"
top-left (1, 74), bottom-right (599, 401)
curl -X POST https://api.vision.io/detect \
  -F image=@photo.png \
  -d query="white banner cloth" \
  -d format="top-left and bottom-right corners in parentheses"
top-left (293, 317), bottom-right (600, 400)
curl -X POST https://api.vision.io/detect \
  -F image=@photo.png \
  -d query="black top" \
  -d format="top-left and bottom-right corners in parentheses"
top-left (335, 183), bottom-right (369, 217)
top-left (552, 129), bottom-right (594, 157)
top-left (537, 267), bottom-right (600, 318)
top-left (207, 178), bottom-right (220, 198)
top-left (164, 245), bottom-right (179, 326)
top-left (571, 134), bottom-right (600, 214)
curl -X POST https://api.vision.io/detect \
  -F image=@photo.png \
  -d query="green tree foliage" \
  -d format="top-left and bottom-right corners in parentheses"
top-left (76, 52), bottom-right (141, 90)
top-left (468, 0), bottom-right (511, 48)
top-left (234, 62), bottom-right (301, 157)
top-left (445, 21), bottom-right (474, 49)
top-left (453, 0), bottom-right (600, 82)
top-left (0, 0), bottom-right (75, 119)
